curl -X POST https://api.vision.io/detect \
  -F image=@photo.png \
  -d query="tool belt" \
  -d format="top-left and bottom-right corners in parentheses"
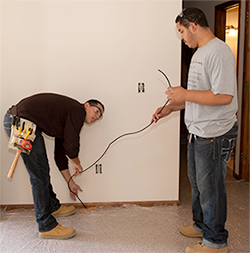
top-left (8, 116), bottom-right (37, 155)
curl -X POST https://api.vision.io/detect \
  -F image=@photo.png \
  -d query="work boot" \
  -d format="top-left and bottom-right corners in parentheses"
top-left (51, 205), bottom-right (76, 217)
top-left (180, 225), bottom-right (203, 238)
top-left (185, 241), bottom-right (229, 253)
top-left (39, 224), bottom-right (75, 239)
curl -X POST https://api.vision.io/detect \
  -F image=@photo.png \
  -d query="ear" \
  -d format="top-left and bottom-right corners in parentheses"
top-left (190, 23), bottom-right (197, 32)
top-left (84, 102), bottom-right (90, 109)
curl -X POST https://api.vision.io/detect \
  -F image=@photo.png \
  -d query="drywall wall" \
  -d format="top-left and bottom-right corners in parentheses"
top-left (1, 0), bottom-right (182, 205)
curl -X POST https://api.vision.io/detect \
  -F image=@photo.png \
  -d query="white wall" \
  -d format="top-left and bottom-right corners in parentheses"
top-left (1, 0), bottom-right (182, 205)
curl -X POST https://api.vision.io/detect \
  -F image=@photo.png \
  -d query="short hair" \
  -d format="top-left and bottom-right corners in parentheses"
top-left (86, 99), bottom-right (105, 112)
top-left (175, 7), bottom-right (209, 28)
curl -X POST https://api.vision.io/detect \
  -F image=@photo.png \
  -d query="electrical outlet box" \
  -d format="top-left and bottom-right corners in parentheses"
top-left (138, 83), bottom-right (145, 93)
top-left (95, 164), bottom-right (102, 174)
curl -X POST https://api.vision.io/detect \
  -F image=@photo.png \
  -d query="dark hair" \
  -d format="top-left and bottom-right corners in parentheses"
top-left (86, 99), bottom-right (105, 112)
top-left (175, 7), bottom-right (209, 28)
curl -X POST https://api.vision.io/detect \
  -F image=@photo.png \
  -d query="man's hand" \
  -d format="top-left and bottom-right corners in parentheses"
top-left (60, 168), bottom-right (83, 201)
top-left (151, 105), bottom-right (172, 123)
top-left (73, 163), bottom-right (83, 176)
top-left (165, 86), bottom-right (187, 104)
top-left (68, 179), bottom-right (83, 201)
top-left (151, 101), bottom-right (185, 123)
top-left (71, 157), bottom-right (83, 176)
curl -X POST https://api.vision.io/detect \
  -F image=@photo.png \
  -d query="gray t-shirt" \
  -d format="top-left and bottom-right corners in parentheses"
top-left (185, 37), bottom-right (238, 138)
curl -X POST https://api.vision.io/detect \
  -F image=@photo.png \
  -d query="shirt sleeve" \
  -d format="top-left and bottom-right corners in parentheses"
top-left (207, 47), bottom-right (236, 96)
top-left (63, 105), bottom-right (85, 159)
top-left (54, 137), bottom-right (69, 171)
top-left (54, 105), bottom-right (85, 171)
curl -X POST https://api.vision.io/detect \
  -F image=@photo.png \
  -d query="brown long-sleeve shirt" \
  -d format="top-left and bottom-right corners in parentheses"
top-left (10, 93), bottom-right (86, 170)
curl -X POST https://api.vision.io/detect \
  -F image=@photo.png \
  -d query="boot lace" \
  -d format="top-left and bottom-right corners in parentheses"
top-left (196, 241), bottom-right (205, 248)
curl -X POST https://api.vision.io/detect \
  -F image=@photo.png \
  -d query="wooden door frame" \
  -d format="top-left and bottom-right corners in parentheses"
top-left (215, 1), bottom-right (241, 77)
top-left (239, 0), bottom-right (249, 180)
top-left (215, 0), bottom-right (249, 181)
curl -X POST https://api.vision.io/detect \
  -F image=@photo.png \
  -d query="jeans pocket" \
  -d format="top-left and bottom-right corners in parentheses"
top-left (221, 137), bottom-right (237, 163)
top-left (221, 122), bottom-right (238, 163)
top-left (194, 136), bottom-right (215, 159)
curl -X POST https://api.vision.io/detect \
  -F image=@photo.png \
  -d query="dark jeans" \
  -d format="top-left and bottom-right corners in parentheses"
top-left (188, 122), bottom-right (238, 249)
top-left (3, 110), bottom-right (60, 232)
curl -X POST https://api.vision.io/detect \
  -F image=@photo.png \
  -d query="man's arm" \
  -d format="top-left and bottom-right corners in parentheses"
top-left (166, 87), bottom-right (233, 106)
top-left (151, 101), bottom-right (185, 123)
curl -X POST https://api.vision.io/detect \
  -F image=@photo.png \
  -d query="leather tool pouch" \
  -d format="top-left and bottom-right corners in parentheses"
top-left (8, 116), bottom-right (37, 155)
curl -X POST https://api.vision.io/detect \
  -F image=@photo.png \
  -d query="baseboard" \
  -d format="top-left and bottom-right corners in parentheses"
top-left (1, 200), bottom-right (180, 211)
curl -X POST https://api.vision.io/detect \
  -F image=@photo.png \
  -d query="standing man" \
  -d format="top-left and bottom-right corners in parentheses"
top-left (3, 93), bottom-right (105, 240)
top-left (152, 8), bottom-right (238, 253)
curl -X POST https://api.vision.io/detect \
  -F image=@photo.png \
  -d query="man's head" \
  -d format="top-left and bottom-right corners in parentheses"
top-left (84, 99), bottom-right (105, 124)
top-left (175, 8), bottom-right (209, 29)
top-left (175, 8), bottom-right (210, 49)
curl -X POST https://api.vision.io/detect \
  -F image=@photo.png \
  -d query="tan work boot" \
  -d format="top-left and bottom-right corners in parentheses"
top-left (181, 225), bottom-right (203, 238)
top-left (39, 224), bottom-right (75, 239)
top-left (185, 241), bottom-right (229, 253)
top-left (51, 205), bottom-right (76, 217)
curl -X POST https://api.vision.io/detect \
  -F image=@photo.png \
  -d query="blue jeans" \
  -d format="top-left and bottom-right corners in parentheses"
top-left (3, 110), bottom-right (60, 232)
top-left (187, 122), bottom-right (238, 249)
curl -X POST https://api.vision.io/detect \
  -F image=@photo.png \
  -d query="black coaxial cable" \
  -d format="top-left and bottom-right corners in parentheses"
top-left (67, 69), bottom-right (171, 208)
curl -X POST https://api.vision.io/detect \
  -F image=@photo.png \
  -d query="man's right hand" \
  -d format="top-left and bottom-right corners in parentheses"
top-left (68, 180), bottom-right (83, 201)
top-left (151, 105), bottom-right (172, 123)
